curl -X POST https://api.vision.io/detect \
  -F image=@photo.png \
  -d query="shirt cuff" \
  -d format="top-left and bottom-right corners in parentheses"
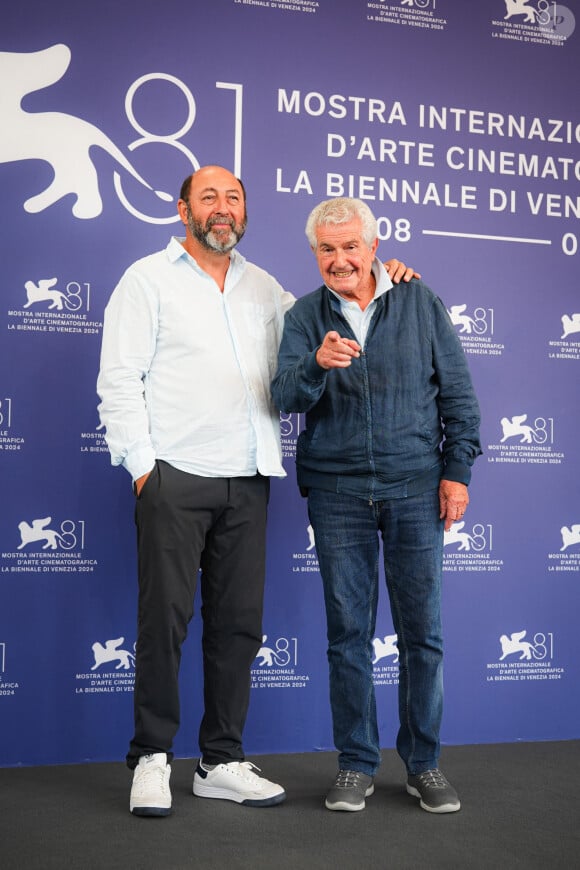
top-left (123, 446), bottom-right (157, 483)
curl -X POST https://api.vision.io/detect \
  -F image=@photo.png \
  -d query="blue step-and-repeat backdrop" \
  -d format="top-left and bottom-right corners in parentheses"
top-left (1, 0), bottom-right (579, 766)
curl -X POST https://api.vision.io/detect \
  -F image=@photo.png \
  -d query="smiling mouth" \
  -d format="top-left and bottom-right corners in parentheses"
top-left (332, 270), bottom-right (354, 278)
top-left (208, 216), bottom-right (234, 230)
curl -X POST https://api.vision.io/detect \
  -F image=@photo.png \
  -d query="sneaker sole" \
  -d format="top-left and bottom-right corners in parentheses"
top-left (131, 805), bottom-right (172, 817)
top-left (325, 783), bottom-right (374, 812)
top-left (193, 783), bottom-right (286, 807)
top-left (406, 784), bottom-right (460, 814)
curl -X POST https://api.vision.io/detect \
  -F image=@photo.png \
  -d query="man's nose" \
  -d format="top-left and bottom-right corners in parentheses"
top-left (213, 195), bottom-right (231, 213)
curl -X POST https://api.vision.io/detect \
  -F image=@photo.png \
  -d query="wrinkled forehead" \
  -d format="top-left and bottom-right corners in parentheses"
top-left (314, 218), bottom-right (366, 247)
top-left (190, 169), bottom-right (243, 199)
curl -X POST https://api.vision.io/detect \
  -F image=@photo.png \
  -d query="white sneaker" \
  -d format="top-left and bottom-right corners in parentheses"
top-left (193, 761), bottom-right (286, 807)
top-left (130, 753), bottom-right (172, 816)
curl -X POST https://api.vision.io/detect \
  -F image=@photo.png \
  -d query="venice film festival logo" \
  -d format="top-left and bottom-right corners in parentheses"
top-left (1, 516), bottom-right (97, 574)
top-left (493, 2), bottom-right (576, 41)
top-left (446, 303), bottom-right (504, 357)
top-left (487, 412), bottom-right (564, 466)
top-left (548, 521), bottom-right (580, 573)
top-left (372, 633), bottom-right (399, 687)
top-left (75, 637), bottom-right (135, 695)
top-left (251, 634), bottom-right (310, 689)
top-left (443, 521), bottom-right (502, 573)
top-left (0, 43), bottom-right (241, 223)
top-left (22, 278), bottom-right (85, 312)
top-left (6, 275), bottom-right (101, 335)
top-left (560, 524), bottom-right (580, 552)
top-left (548, 312), bottom-right (580, 362)
top-left (503, 0), bottom-right (561, 25)
top-left (486, 629), bottom-right (565, 683)
top-left (17, 517), bottom-right (83, 551)
top-left (6, 274), bottom-right (103, 338)
top-left (561, 314), bottom-right (580, 340)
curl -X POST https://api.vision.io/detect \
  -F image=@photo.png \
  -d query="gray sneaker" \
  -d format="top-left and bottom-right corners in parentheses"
top-left (406, 769), bottom-right (460, 813)
top-left (325, 770), bottom-right (374, 812)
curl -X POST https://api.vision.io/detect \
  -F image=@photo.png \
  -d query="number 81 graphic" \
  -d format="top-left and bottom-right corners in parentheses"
top-left (113, 75), bottom-right (243, 224)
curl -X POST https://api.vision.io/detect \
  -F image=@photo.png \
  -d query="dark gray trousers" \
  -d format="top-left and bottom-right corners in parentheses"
top-left (127, 460), bottom-right (269, 768)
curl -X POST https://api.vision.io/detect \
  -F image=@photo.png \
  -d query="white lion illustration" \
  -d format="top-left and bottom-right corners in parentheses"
top-left (444, 521), bottom-right (473, 551)
top-left (17, 517), bottom-right (62, 550)
top-left (561, 314), bottom-right (580, 339)
top-left (560, 524), bottom-right (580, 552)
top-left (499, 631), bottom-right (534, 661)
top-left (448, 304), bottom-right (477, 334)
top-left (372, 634), bottom-right (399, 664)
top-left (23, 278), bottom-right (68, 310)
top-left (504, 0), bottom-right (536, 23)
top-left (0, 44), bottom-right (171, 218)
top-left (256, 637), bottom-right (275, 666)
top-left (500, 414), bottom-right (534, 444)
top-left (91, 638), bottom-right (135, 671)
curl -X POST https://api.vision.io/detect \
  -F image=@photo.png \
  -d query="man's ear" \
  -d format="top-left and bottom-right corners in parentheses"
top-left (176, 198), bottom-right (188, 226)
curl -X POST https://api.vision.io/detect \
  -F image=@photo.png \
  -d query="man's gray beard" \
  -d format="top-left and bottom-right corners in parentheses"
top-left (187, 207), bottom-right (247, 254)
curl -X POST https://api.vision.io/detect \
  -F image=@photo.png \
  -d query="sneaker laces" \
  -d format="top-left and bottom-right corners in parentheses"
top-left (134, 759), bottom-right (169, 796)
top-left (415, 769), bottom-right (447, 790)
top-left (334, 770), bottom-right (366, 789)
top-left (222, 761), bottom-right (263, 784)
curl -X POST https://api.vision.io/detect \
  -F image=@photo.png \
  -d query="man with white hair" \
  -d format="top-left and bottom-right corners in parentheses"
top-left (272, 197), bottom-right (481, 814)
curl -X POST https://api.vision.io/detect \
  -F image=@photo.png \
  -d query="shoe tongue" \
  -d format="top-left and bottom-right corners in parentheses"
top-left (144, 753), bottom-right (163, 765)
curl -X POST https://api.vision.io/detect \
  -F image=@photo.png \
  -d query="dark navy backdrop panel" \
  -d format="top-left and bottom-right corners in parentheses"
top-left (1, 0), bottom-right (578, 766)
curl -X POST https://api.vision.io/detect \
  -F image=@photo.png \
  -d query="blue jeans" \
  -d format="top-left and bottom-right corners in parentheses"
top-left (308, 486), bottom-right (444, 776)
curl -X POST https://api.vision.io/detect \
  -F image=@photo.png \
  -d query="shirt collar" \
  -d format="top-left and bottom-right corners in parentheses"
top-left (327, 257), bottom-right (393, 308)
top-left (166, 236), bottom-right (246, 275)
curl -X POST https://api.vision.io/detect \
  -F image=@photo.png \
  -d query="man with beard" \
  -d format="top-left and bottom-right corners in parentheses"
top-left (97, 165), bottom-right (416, 817)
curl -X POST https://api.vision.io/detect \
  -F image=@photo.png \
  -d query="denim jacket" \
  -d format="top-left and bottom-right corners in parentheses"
top-left (271, 270), bottom-right (482, 501)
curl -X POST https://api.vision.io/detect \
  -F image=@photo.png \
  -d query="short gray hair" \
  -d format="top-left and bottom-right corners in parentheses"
top-left (305, 197), bottom-right (378, 248)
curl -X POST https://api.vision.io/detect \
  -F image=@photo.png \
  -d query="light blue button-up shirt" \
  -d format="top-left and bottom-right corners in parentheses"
top-left (328, 260), bottom-right (392, 347)
top-left (97, 237), bottom-right (295, 482)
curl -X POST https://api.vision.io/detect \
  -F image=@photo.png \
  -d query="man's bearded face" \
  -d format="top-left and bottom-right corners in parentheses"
top-left (186, 202), bottom-right (247, 254)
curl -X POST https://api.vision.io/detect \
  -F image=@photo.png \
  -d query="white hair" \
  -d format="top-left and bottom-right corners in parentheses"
top-left (305, 197), bottom-right (378, 248)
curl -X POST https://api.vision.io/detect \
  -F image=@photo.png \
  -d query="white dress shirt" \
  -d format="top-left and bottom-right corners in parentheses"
top-left (97, 237), bottom-right (295, 482)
